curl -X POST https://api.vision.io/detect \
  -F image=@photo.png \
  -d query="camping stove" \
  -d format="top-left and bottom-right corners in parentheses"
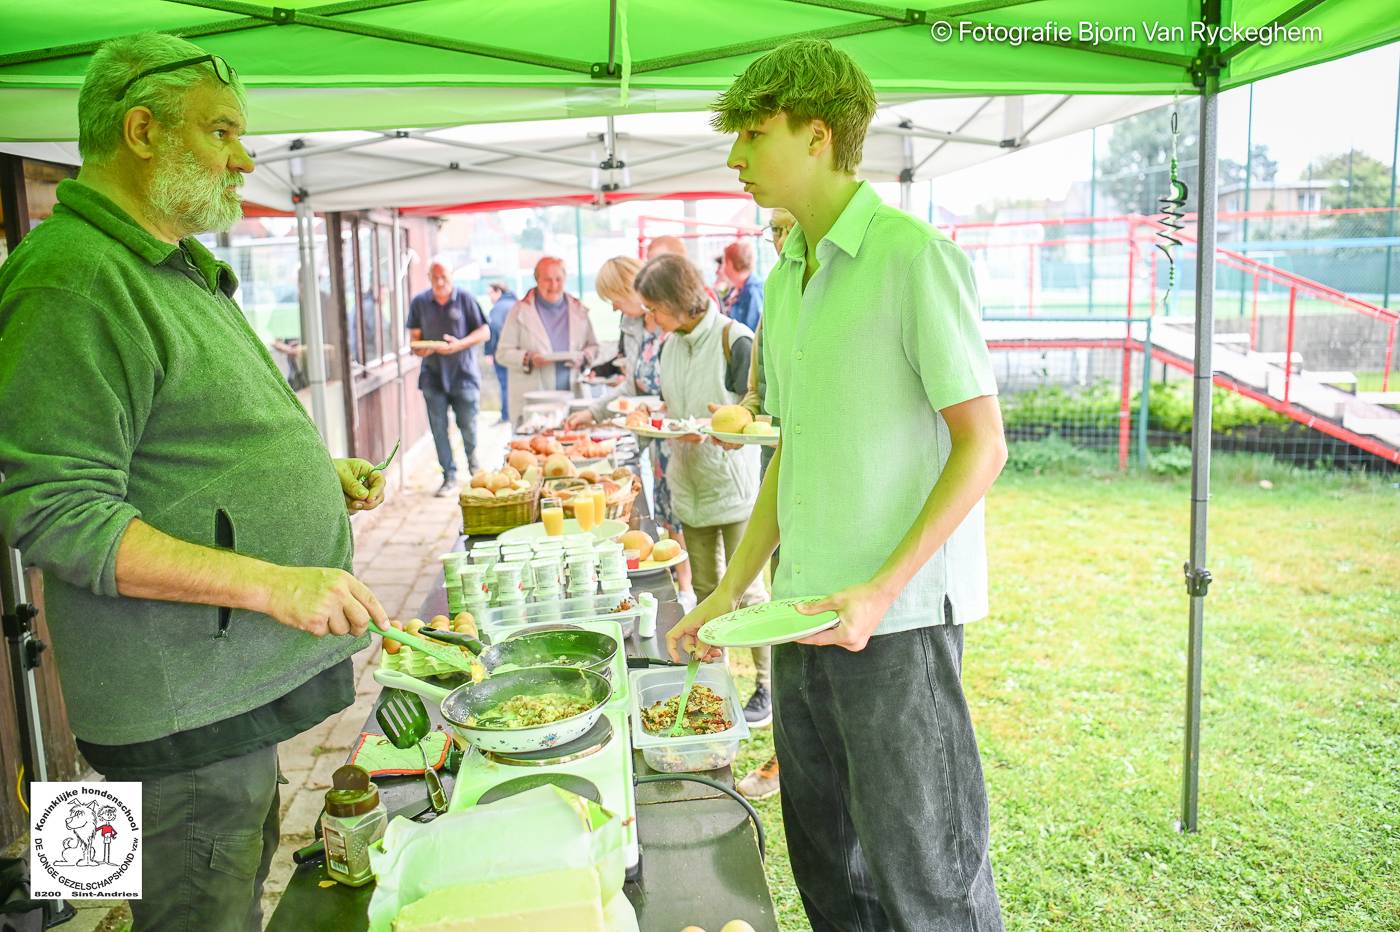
top-left (446, 618), bottom-right (640, 879)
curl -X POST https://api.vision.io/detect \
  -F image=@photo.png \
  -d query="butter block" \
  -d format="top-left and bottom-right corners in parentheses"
top-left (392, 866), bottom-right (604, 931)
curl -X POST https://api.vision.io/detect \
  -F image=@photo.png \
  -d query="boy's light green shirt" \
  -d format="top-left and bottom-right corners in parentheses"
top-left (762, 181), bottom-right (998, 632)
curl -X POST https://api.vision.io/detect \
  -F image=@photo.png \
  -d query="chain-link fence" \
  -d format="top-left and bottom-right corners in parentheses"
top-left (993, 340), bottom-right (1398, 473)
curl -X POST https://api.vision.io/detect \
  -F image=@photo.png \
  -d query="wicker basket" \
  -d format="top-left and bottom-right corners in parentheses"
top-left (459, 482), bottom-right (541, 535)
top-left (544, 474), bottom-right (642, 523)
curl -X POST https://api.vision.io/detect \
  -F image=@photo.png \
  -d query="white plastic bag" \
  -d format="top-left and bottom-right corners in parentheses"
top-left (366, 786), bottom-right (632, 931)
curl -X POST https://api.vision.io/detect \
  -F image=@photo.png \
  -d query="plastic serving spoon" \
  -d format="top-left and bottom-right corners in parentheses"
top-left (668, 656), bottom-right (701, 737)
top-left (371, 621), bottom-right (478, 676)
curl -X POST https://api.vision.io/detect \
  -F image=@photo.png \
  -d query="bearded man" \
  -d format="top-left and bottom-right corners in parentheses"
top-left (0, 33), bottom-right (389, 931)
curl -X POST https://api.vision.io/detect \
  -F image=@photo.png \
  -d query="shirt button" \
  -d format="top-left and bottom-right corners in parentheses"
top-left (795, 425), bottom-right (804, 435)
top-left (794, 564), bottom-right (802, 574)
top-left (796, 351), bottom-right (805, 361)
top-left (795, 495), bottom-right (803, 505)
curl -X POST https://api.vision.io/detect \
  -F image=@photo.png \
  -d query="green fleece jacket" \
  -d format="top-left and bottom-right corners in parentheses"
top-left (0, 180), bottom-right (367, 745)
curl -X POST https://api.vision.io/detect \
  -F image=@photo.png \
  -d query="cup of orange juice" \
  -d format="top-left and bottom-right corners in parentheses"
top-left (573, 493), bottom-right (596, 532)
top-left (589, 485), bottom-right (608, 523)
top-left (540, 497), bottom-right (565, 536)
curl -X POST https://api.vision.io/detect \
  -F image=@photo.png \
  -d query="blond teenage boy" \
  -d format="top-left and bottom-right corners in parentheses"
top-left (668, 40), bottom-right (1008, 930)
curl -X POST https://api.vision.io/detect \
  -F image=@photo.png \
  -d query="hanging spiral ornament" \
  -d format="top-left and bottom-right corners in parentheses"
top-left (1154, 106), bottom-right (1189, 311)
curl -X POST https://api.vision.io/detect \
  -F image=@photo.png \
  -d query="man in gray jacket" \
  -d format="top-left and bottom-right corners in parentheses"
top-left (0, 35), bottom-right (387, 930)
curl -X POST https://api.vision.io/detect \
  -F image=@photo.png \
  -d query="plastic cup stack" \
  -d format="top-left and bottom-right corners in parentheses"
top-left (529, 556), bottom-right (563, 602)
top-left (458, 563), bottom-right (489, 601)
top-left (439, 552), bottom-right (466, 586)
top-left (565, 552), bottom-right (598, 597)
top-left (492, 561), bottom-right (527, 605)
top-left (594, 542), bottom-right (628, 586)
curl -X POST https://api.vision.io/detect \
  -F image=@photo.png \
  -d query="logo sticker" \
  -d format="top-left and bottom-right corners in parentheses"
top-left (30, 783), bottom-right (142, 899)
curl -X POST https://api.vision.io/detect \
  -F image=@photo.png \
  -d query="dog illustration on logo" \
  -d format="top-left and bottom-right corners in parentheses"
top-left (52, 800), bottom-right (102, 866)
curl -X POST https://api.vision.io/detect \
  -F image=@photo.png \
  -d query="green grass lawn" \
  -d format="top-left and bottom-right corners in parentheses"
top-left (728, 454), bottom-right (1399, 931)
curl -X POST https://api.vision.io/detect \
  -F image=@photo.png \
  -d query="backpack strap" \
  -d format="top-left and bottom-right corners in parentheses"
top-left (721, 321), bottom-right (733, 366)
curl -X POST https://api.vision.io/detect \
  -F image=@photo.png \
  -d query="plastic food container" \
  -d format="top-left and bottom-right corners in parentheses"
top-left (628, 665), bottom-right (749, 773)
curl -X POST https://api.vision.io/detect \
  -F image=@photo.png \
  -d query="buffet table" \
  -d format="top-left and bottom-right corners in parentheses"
top-left (266, 471), bottom-right (778, 932)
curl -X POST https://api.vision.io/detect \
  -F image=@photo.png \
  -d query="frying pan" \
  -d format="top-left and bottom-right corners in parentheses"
top-left (439, 667), bottom-right (611, 754)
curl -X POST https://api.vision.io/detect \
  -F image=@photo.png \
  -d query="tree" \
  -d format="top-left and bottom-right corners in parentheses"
top-left (1098, 99), bottom-right (1200, 216)
top-left (1220, 144), bottom-right (1278, 189)
top-left (1305, 149), bottom-right (1393, 208)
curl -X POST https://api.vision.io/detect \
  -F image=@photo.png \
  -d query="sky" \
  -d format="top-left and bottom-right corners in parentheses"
top-left (926, 43), bottom-right (1400, 217)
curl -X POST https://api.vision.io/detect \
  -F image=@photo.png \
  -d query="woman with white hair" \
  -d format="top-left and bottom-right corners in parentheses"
top-left (494, 256), bottom-right (600, 426)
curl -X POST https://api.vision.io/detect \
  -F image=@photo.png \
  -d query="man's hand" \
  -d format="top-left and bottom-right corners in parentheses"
top-left (794, 581), bottom-right (896, 652)
top-left (565, 410), bottom-right (597, 429)
top-left (334, 458), bottom-right (386, 512)
top-left (260, 565), bottom-right (385, 637)
top-left (666, 590), bottom-right (732, 663)
top-left (411, 345), bottom-right (434, 357)
top-left (434, 339), bottom-right (459, 355)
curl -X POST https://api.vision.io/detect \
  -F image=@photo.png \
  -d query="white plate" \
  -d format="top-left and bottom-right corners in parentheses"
top-left (606, 395), bottom-right (664, 416)
top-left (497, 518), bottom-right (628, 545)
top-left (536, 350), bottom-right (581, 363)
top-left (613, 416), bottom-right (707, 440)
top-left (626, 549), bottom-right (688, 576)
top-left (702, 425), bottom-right (780, 446)
top-left (698, 598), bottom-right (841, 649)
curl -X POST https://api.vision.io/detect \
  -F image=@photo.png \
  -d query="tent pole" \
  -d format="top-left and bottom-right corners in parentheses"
top-left (899, 119), bottom-right (914, 212)
top-left (1180, 68), bottom-right (1220, 836)
top-left (292, 179), bottom-right (332, 441)
top-left (575, 206), bottom-right (585, 297)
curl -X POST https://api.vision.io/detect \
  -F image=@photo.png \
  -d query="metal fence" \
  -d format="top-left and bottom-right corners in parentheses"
top-left (959, 208), bottom-right (1400, 472)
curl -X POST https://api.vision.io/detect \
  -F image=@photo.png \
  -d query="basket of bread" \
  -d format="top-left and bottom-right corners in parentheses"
top-left (541, 465), bottom-right (642, 523)
top-left (459, 463), bottom-right (541, 535)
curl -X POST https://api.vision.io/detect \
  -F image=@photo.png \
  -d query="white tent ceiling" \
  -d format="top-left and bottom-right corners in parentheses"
top-left (2, 93), bottom-right (1165, 213)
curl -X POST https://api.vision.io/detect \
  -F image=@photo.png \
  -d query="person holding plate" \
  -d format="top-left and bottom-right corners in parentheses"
top-left (494, 256), bottom-right (600, 427)
top-left (634, 254), bottom-right (769, 636)
top-left (668, 39), bottom-right (1008, 930)
top-left (407, 257), bottom-right (490, 496)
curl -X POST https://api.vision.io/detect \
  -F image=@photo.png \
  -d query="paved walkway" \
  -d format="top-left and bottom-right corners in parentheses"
top-left (56, 411), bottom-right (512, 932)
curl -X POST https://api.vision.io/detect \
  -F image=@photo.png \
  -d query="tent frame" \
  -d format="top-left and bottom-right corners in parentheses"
top-left (11, 0), bottom-right (1381, 839)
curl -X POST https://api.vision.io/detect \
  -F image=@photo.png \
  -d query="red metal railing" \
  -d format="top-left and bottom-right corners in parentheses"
top-left (954, 208), bottom-right (1400, 467)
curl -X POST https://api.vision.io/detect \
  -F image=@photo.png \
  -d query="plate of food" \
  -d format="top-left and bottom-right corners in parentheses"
top-left (606, 395), bottom-right (664, 416)
top-left (618, 532), bottom-right (688, 575)
top-left (697, 598), bottom-right (840, 649)
top-left (409, 339), bottom-right (449, 351)
top-left (702, 423), bottom-right (780, 446)
top-left (617, 415), bottom-right (707, 440)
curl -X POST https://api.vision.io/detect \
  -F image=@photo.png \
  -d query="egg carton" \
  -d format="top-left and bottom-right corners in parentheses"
top-left (380, 636), bottom-right (473, 679)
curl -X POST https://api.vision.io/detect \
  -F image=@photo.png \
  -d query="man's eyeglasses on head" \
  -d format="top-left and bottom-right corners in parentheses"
top-left (114, 54), bottom-right (236, 103)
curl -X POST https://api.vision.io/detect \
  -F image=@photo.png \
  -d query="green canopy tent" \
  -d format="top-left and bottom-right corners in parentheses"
top-left (2, 0), bottom-right (1398, 832)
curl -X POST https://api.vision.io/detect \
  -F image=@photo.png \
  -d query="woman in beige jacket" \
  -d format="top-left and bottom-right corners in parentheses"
top-left (494, 256), bottom-right (599, 426)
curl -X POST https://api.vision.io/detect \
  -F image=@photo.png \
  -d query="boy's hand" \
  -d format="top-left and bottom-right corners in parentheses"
top-left (794, 582), bottom-right (895, 652)
top-left (666, 591), bottom-right (731, 663)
